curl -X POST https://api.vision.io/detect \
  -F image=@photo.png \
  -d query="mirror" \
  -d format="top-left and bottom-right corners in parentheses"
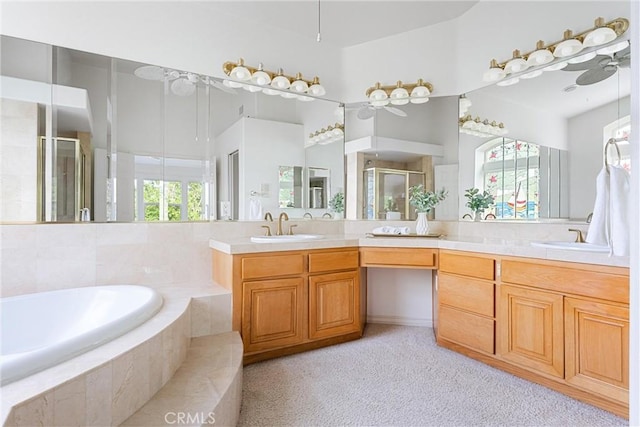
top-left (344, 96), bottom-right (460, 220)
top-left (0, 35), bottom-right (345, 222)
top-left (459, 44), bottom-right (631, 221)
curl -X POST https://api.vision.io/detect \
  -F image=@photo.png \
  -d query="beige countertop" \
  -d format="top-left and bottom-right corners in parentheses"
top-left (209, 234), bottom-right (629, 268)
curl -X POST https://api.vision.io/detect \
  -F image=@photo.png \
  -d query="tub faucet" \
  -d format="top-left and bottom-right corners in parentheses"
top-left (568, 228), bottom-right (586, 243)
top-left (322, 212), bottom-right (332, 219)
top-left (277, 212), bottom-right (289, 235)
top-left (303, 212), bottom-right (313, 219)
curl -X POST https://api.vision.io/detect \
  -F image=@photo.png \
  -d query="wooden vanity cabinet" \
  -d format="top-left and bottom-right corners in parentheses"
top-left (498, 284), bottom-right (564, 378)
top-left (436, 250), bottom-right (496, 354)
top-left (213, 247), bottom-right (363, 364)
top-left (499, 258), bottom-right (630, 413)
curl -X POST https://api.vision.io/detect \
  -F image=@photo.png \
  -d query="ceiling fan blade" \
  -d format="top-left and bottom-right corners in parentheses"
top-left (209, 79), bottom-right (237, 94)
top-left (562, 55), bottom-right (611, 71)
top-left (384, 106), bottom-right (407, 117)
top-left (617, 57), bottom-right (631, 68)
top-left (576, 67), bottom-right (617, 86)
top-left (357, 106), bottom-right (376, 120)
top-left (134, 65), bottom-right (165, 81)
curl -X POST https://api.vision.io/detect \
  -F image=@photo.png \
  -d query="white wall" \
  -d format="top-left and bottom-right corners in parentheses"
top-left (567, 96), bottom-right (631, 218)
top-left (0, 2), bottom-right (345, 99)
top-left (0, 99), bottom-right (39, 222)
top-left (367, 268), bottom-right (434, 327)
top-left (242, 118), bottom-right (305, 219)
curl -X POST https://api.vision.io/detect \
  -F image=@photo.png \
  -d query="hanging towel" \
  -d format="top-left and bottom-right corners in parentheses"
top-left (586, 165), bottom-right (630, 256)
top-left (249, 198), bottom-right (263, 221)
top-left (609, 165), bottom-right (630, 256)
top-left (586, 168), bottom-right (609, 247)
top-left (371, 226), bottom-right (410, 235)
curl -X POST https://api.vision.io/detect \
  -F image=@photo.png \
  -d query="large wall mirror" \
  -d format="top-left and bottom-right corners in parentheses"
top-left (458, 41), bottom-right (631, 221)
top-left (0, 35), bottom-right (345, 223)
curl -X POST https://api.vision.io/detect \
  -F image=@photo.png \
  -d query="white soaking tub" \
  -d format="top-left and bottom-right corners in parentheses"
top-left (0, 285), bottom-right (163, 386)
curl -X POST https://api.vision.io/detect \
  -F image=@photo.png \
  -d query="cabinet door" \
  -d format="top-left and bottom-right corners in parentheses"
top-left (309, 271), bottom-right (360, 340)
top-left (242, 278), bottom-right (304, 353)
top-left (498, 285), bottom-right (564, 378)
top-left (565, 297), bottom-right (629, 405)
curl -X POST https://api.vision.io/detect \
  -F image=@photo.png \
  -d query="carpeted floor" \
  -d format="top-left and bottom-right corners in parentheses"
top-left (238, 323), bottom-right (627, 427)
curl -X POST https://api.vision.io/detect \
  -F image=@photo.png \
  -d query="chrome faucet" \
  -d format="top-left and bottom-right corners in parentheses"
top-left (568, 228), bottom-right (586, 243)
top-left (277, 212), bottom-right (289, 235)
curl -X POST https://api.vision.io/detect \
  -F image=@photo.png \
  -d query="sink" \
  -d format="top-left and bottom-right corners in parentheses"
top-left (530, 241), bottom-right (610, 253)
top-left (250, 234), bottom-right (324, 243)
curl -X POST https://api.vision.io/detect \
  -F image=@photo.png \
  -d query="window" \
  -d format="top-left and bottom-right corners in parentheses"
top-left (479, 138), bottom-right (540, 220)
top-left (133, 156), bottom-right (209, 222)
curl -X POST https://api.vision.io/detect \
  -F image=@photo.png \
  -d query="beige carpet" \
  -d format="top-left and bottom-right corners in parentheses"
top-left (238, 324), bottom-right (626, 427)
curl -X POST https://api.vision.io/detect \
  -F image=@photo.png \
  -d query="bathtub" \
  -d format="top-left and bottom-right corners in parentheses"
top-left (1, 285), bottom-right (163, 386)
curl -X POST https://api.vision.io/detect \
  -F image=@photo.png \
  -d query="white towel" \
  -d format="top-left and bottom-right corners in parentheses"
top-left (249, 198), bottom-right (262, 221)
top-left (609, 165), bottom-right (630, 256)
top-left (372, 226), bottom-right (410, 235)
top-left (586, 165), bottom-right (630, 256)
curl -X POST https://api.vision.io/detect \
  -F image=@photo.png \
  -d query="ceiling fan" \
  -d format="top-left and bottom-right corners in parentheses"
top-left (345, 102), bottom-right (408, 120)
top-left (562, 44), bottom-right (630, 86)
top-left (134, 65), bottom-right (237, 96)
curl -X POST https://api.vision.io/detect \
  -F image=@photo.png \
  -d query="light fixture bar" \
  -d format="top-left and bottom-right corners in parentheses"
top-left (491, 17), bottom-right (628, 69)
top-left (364, 80), bottom-right (434, 97)
top-left (458, 114), bottom-right (508, 138)
top-left (223, 59), bottom-right (319, 86)
top-left (307, 122), bottom-right (344, 146)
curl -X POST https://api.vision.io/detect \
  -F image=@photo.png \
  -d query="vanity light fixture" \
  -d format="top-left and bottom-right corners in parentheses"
top-left (222, 59), bottom-right (326, 101)
top-left (459, 94), bottom-right (472, 117)
top-left (482, 17), bottom-right (629, 85)
top-left (365, 79), bottom-right (433, 106)
top-left (307, 123), bottom-right (344, 146)
top-left (459, 115), bottom-right (508, 138)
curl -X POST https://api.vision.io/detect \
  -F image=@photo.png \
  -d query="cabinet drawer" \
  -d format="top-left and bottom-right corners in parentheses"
top-left (309, 250), bottom-right (359, 273)
top-left (360, 248), bottom-right (436, 268)
top-left (241, 253), bottom-right (304, 280)
top-left (439, 252), bottom-right (494, 280)
top-left (502, 260), bottom-right (629, 304)
top-left (439, 273), bottom-right (494, 317)
top-left (438, 305), bottom-right (494, 354)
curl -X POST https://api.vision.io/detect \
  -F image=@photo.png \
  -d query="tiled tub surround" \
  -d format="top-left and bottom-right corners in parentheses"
top-left (1, 284), bottom-right (235, 427)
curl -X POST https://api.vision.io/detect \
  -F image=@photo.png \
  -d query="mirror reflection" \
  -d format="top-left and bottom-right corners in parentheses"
top-left (459, 43), bottom-right (631, 221)
top-left (0, 35), bottom-right (345, 223)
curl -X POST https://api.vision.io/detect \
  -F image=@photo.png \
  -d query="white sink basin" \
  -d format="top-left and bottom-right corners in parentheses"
top-left (531, 241), bottom-right (610, 253)
top-left (250, 234), bottom-right (324, 243)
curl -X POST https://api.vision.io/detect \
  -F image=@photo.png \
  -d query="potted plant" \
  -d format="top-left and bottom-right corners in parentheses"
top-left (408, 185), bottom-right (448, 235)
top-left (464, 187), bottom-right (495, 221)
top-left (384, 196), bottom-right (401, 220)
top-left (328, 192), bottom-right (344, 219)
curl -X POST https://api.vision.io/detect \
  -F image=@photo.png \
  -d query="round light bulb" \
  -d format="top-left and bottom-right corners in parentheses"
top-left (483, 59), bottom-right (506, 82)
top-left (583, 26), bottom-right (617, 47)
top-left (553, 31), bottom-right (583, 57)
top-left (389, 82), bottom-right (409, 106)
top-left (290, 73), bottom-right (309, 93)
top-left (308, 77), bottom-right (326, 96)
top-left (504, 50), bottom-right (529, 74)
top-left (526, 42), bottom-right (554, 66)
top-left (251, 66), bottom-right (271, 86)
